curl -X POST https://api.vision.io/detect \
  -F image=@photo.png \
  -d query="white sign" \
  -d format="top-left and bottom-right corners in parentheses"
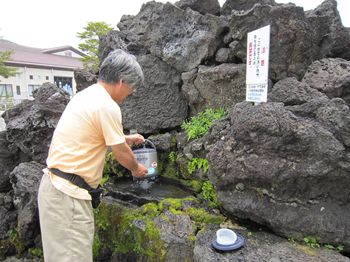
top-left (246, 25), bottom-right (270, 103)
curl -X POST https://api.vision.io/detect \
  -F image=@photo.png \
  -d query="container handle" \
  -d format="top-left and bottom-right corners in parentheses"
top-left (143, 139), bottom-right (156, 150)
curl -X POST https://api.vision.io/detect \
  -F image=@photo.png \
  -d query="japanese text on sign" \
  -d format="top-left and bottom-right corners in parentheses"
top-left (246, 25), bottom-right (270, 103)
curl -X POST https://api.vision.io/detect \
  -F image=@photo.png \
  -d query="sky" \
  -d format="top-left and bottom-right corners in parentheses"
top-left (0, 0), bottom-right (349, 50)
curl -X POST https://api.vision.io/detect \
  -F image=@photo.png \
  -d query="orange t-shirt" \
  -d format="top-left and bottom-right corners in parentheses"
top-left (46, 83), bottom-right (125, 200)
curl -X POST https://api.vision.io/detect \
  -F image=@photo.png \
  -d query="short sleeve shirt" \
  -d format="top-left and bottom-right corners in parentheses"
top-left (46, 83), bottom-right (125, 199)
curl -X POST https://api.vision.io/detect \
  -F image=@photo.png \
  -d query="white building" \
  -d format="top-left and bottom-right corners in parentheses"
top-left (0, 40), bottom-right (84, 109)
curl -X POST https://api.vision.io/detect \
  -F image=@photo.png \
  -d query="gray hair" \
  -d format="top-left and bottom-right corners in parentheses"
top-left (98, 49), bottom-right (144, 89)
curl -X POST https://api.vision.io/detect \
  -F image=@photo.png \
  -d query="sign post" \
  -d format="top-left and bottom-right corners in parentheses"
top-left (246, 25), bottom-right (270, 104)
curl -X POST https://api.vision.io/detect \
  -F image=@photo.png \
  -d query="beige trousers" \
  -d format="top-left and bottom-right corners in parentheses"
top-left (38, 174), bottom-right (94, 262)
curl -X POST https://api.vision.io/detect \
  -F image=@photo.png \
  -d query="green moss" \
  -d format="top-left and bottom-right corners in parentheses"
top-left (93, 202), bottom-right (166, 261)
top-left (159, 198), bottom-right (183, 212)
top-left (186, 207), bottom-right (225, 224)
top-left (200, 181), bottom-right (220, 208)
top-left (141, 203), bottom-right (160, 217)
top-left (93, 197), bottom-right (225, 261)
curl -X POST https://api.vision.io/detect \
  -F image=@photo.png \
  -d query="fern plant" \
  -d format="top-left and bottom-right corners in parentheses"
top-left (187, 158), bottom-right (209, 175)
top-left (181, 108), bottom-right (228, 140)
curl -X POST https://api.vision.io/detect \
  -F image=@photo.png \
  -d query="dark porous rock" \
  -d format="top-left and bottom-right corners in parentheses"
top-left (0, 192), bottom-right (17, 240)
top-left (306, 0), bottom-right (350, 60)
top-left (10, 161), bottom-right (45, 245)
top-left (121, 54), bottom-right (188, 134)
top-left (215, 47), bottom-right (236, 63)
top-left (147, 133), bottom-right (176, 152)
top-left (221, 0), bottom-right (276, 15)
top-left (206, 102), bottom-right (350, 250)
top-left (225, 3), bottom-right (319, 82)
top-left (182, 63), bottom-right (246, 115)
top-left (99, 30), bottom-right (128, 62)
top-left (302, 58), bottom-right (350, 104)
top-left (194, 225), bottom-right (350, 262)
top-left (117, 2), bottom-right (227, 72)
top-left (74, 68), bottom-right (98, 92)
top-left (0, 131), bottom-right (20, 192)
top-left (153, 210), bottom-right (195, 262)
top-left (3, 83), bottom-right (69, 164)
top-left (269, 77), bottom-right (328, 105)
top-left (175, 0), bottom-right (221, 16)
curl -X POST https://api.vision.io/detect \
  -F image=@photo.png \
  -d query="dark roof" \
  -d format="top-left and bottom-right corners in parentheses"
top-left (0, 40), bottom-right (84, 70)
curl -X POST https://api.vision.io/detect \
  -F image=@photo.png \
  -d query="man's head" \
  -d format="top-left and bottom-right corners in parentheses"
top-left (98, 49), bottom-right (144, 93)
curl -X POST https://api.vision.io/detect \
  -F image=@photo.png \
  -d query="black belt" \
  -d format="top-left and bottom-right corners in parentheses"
top-left (49, 168), bottom-right (103, 209)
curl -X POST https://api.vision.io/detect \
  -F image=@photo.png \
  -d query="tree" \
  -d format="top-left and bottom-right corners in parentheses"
top-left (0, 50), bottom-right (17, 78)
top-left (77, 21), bottom-right (113, 71)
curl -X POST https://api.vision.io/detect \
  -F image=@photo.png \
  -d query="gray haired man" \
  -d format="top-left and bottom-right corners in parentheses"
top-left (38, 49), bottom-right (148, 262)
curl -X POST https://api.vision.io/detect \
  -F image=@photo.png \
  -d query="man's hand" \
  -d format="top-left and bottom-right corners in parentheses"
top-left (125, 134), bottom-right (145, 146)
top-left (132, 163), bottom-right (148, 178)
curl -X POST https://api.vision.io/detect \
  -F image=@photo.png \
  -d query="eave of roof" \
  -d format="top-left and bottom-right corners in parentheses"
top-left (0, 40), bottom-right (84, 69)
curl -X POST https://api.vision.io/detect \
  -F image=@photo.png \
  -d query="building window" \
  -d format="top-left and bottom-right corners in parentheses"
top-left (46, 76), bottom-right (49, 80)
top-left (0, 84), bottom-right (13, 97)
top-left (16, 86), bottom-right (21, 95)
top-left (65, 51), bottom-right (72, 57)
top-left (28, 84), bottom-right (41, 97)
top-left (54, 76), bottom-right (73, 96)
top-left (29, 75), bottom-right (33, 80)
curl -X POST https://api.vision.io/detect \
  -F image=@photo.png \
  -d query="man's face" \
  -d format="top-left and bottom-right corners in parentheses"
top-left (114, 81), bottom-right (135, 103)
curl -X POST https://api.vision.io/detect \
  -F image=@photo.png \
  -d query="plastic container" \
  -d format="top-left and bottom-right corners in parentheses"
top-left (216, 228), bottom-right (237, 246)
top-left (133, 139), bottom-right (158, 177)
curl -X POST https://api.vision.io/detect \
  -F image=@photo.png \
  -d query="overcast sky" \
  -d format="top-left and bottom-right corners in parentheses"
top-left (0, 0), bottom-right (348, 49)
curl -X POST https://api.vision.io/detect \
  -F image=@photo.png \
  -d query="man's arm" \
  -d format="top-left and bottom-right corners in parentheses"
top-left (125, 134), bottom-right (144, 146)
top-left (111, 142), bottom-right (148, 178)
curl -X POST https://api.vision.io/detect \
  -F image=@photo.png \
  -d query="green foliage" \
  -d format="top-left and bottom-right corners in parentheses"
top-left (181, 108), bottom-right (228, 140)
top-left (7, 228), bottom-right (25, 255)
top-left (301, 236), bottom-right (344, 253)
top-left (0, 50), bottom-right (17, 78)
top-left (77, 21), bottom-right (113, 71)
top-left (168, 151), bottom-right (177, 163)
top-left (28, 247), bottom-right (43, 258)
top-left (201, 181), bottom-right (220, 208)
top-left (103, 151), bottom-right (126, 177)
top-left (303, 237), bottom-right (320, 248)
top-left (187, 158), bottom-right (208, 175)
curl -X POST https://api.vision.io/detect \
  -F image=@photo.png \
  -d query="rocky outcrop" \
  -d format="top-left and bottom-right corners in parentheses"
top-left (3, 83), bottom-right (69, 164)
top-left (306, 0), bottom-right (350, 60)
top-left (194, 225), bottom-right (350, 262)
top-left (121, 54), bottom-right (188, 134)
top-left (224, 3), bottom-right (319, 82)
top-left (175, 0), bottom-right (221, 16)
top-left (74, 68), bottom-right (98, 92)
top-left (302, 58), bottom-right (350, 105)
top-left (114, 2), bottom-right (227, 72)
top-left (221, 0), bottom-right (276, 15)
top-left (182, 63), bottom-right (246, 115)
top-left (206, 74), bottom-right (350, 249)
top-left (10, 162), bottom-right (44, 245)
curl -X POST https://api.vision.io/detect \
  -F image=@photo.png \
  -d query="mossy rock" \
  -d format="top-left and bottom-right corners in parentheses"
top-left (93, 197), bottom-right (225, 261)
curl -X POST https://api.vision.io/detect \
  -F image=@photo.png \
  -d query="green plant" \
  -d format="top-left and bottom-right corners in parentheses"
top-left (28, 247), bottom-right (43, 258)
top-left (181, 108), bottom-right (228, 140)
top-left (187, 158), bottom-right (209, 175)
top-left (0, 50), bottom-right (17, 78)
top-left (303, 237), bottom-right (320, 248)
top-left (201, 181), bottom-right (220, 208)
top-left (77, 21), bottom-right (113, 71)
top-left (168, 151), bottom-right (177, 163)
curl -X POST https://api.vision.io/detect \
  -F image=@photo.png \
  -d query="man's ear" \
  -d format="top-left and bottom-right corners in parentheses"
top-left (115, 79), bottom-right (123, 89)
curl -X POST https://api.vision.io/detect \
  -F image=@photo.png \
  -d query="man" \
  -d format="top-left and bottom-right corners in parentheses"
top-left (38, 49), bottom-right (148, 262)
